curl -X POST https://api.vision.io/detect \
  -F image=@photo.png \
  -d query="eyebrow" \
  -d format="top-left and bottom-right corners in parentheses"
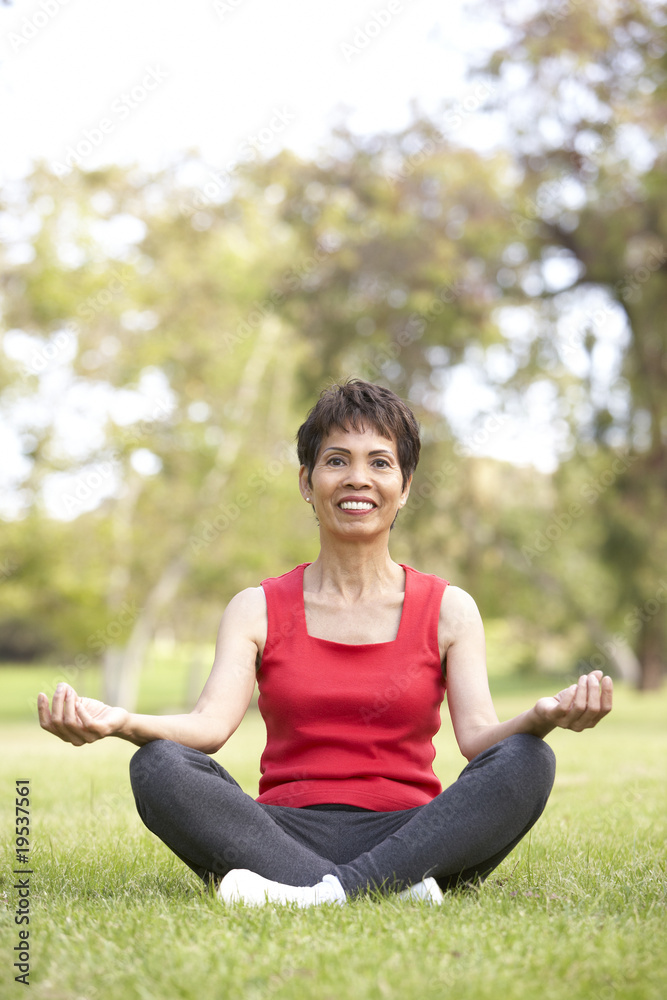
top-left (321, 447), bottom-right (395, 457)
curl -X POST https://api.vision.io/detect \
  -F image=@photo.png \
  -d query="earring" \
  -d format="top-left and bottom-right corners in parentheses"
top-left (306, 497), bottom-right (310, 502)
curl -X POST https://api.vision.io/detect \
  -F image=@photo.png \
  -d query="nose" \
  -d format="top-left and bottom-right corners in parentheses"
top-left (345, 467), bottom-right (371, 489)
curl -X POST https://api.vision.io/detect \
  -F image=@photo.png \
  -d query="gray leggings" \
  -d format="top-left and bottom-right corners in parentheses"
top-left (129, 733), bottom-right (555, 896)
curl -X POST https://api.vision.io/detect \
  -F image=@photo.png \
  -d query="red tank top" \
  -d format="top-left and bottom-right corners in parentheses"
top-left (256, 563), bottom-right (448, 811)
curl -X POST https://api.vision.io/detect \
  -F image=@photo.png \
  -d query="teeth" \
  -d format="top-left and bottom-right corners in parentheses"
top-left (339, 501), bottom-right (375, 510)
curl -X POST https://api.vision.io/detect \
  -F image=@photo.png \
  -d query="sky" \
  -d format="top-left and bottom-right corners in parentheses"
top-left (0, 0), bottom-right (504, 176)
top-left (0, 0), bottom-right (615, 517)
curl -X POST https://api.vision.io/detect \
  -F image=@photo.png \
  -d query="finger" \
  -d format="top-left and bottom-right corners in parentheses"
top-left (561, 675), bottom-right (592, 730)
top-left (571, 675), bottom-right (589, 713)
top-left (75, 699), bottom-right (96, 729)
top-left (586, 672), bottom-right (601, 713)
top-left (600, 675), bottom-right (613, 713)
top-left (51, 683), bottom-right (67, 722)
top-left (575, 673), bottom-right (602, 729)
top-left (571, 673), bottom-right (613, 730)
top-left (63, 689), bottom-right (98, 743)
top-left (37, 691), bottom-right (51, 726)
top-left (45, 683), bottom-right (87, 744)
top-left (61, 731), bottom-right (87, 746)
top-left (38, 704), bottom-right (86, 745)
top-left (74, 699), bottom-right (107, 742)
top-left (557, 683), bottom-right (578, 712)
top-left (37, 692), bottom-right (53, 730)
top-left (62, 685), bottom-right (79, 726)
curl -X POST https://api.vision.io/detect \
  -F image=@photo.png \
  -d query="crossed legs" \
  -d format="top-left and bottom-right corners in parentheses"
top-left (129, 733), bottom-right (555, 897)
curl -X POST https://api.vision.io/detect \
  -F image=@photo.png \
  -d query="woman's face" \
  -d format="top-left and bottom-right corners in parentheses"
top-left (299, 423), bottom-right (411, 536)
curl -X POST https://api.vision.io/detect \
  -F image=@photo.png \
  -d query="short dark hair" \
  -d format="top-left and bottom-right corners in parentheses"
top-left (296, 379), bottom-right (421, 490)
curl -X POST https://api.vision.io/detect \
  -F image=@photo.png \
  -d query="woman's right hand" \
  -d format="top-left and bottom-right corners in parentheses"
top-left (38, 683), bottom-right (129, 746)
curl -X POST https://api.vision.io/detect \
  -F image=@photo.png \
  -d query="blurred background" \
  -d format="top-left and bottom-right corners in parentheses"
top-left (1, 0), bottom-right (665, 717)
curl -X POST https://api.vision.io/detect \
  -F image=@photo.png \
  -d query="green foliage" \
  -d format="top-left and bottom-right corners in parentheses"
top-left (1, 0), bottom-right (665, 690)
top-left (474, 0), bottom-right (667, 686)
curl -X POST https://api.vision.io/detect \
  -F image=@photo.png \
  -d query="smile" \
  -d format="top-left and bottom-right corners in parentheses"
top-left (339, 501), bottom-right (376, 511)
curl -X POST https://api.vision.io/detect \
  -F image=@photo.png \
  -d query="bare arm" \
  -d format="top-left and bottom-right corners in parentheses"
top-left (441, 586), bottom-right (613, 762)
top-left (37, 587), bottom-right (265, 752)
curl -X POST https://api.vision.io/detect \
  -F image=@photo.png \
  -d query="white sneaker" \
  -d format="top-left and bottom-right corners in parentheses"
top-left (218, 869), bottom-right (346, 907)
top-left (396, 877), bottom-right (444, 904)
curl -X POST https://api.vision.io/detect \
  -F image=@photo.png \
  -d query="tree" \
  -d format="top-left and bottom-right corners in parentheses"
top-left (3, 30), bottom-right (664, 701)
top-left (1, 164), bottom-right (308, 706)
top-left (466, 0), bottom-right (667, 687)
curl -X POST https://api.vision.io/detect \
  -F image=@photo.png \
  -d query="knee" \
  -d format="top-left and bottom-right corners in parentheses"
top-left (129, 739), bottom-right (183, 795)
top-left (507, 731), bottom-right (555, 762)
top-left (505, 733), bottom-right (556, 794)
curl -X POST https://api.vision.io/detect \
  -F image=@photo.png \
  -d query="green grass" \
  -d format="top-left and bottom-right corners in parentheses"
top-left (1, 666), bottom-right (666, 1000)
top-left (0, 642), bottom-right (216, 723)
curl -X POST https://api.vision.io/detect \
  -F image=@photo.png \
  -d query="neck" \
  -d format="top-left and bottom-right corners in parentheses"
top-left (305, 535), bottom-right (403, 599)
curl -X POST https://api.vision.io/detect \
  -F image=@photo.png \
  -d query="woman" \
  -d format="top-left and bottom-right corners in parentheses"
top-left (38, 379), bottom-right (613, 907)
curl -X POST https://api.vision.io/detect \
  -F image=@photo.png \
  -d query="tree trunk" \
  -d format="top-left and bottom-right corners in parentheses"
top-left (103, 556), bottom-right (188, 707)
top-left (103, 316), bottom-right (283, 710)
top-left (638, 618), bottom-right (665, 691)
top-left (496, 544), bottom-right (645, 683)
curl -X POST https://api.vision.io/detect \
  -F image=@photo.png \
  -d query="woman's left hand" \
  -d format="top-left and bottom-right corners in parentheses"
top-left (534, 670), bottom-right (613, 732)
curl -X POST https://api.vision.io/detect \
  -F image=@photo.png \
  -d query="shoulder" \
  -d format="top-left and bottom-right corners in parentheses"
top-left (227, 565), bottom-right (305, 655)
top-left (224, 586), bottom-right (267, 620)
top-left (219, 587), bottom-right (268, 647)
top-left (402, 563), bottom-right (448, 598)
top-left (440, 585), bottom-right (481, 619)
top-left (438, 585), bottom-right (484, 650)
top-left (260, 563), bottom-right (307, 587)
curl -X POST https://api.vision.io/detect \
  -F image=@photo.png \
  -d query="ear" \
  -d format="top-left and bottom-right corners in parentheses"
top-left (298, 465), bottom-right (312, 501)
top-left (399, 474), bottom-right (413, 506)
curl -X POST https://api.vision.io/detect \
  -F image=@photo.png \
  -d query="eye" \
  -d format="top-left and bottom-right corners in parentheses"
top-left (373, 459), bottom-right (390, 468)
top-left (326, 456), bottom-right (345, 466)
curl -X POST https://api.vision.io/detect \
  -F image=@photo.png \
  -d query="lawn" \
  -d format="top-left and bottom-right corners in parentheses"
top-left (1, 663), bottom-right (666, 1000)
